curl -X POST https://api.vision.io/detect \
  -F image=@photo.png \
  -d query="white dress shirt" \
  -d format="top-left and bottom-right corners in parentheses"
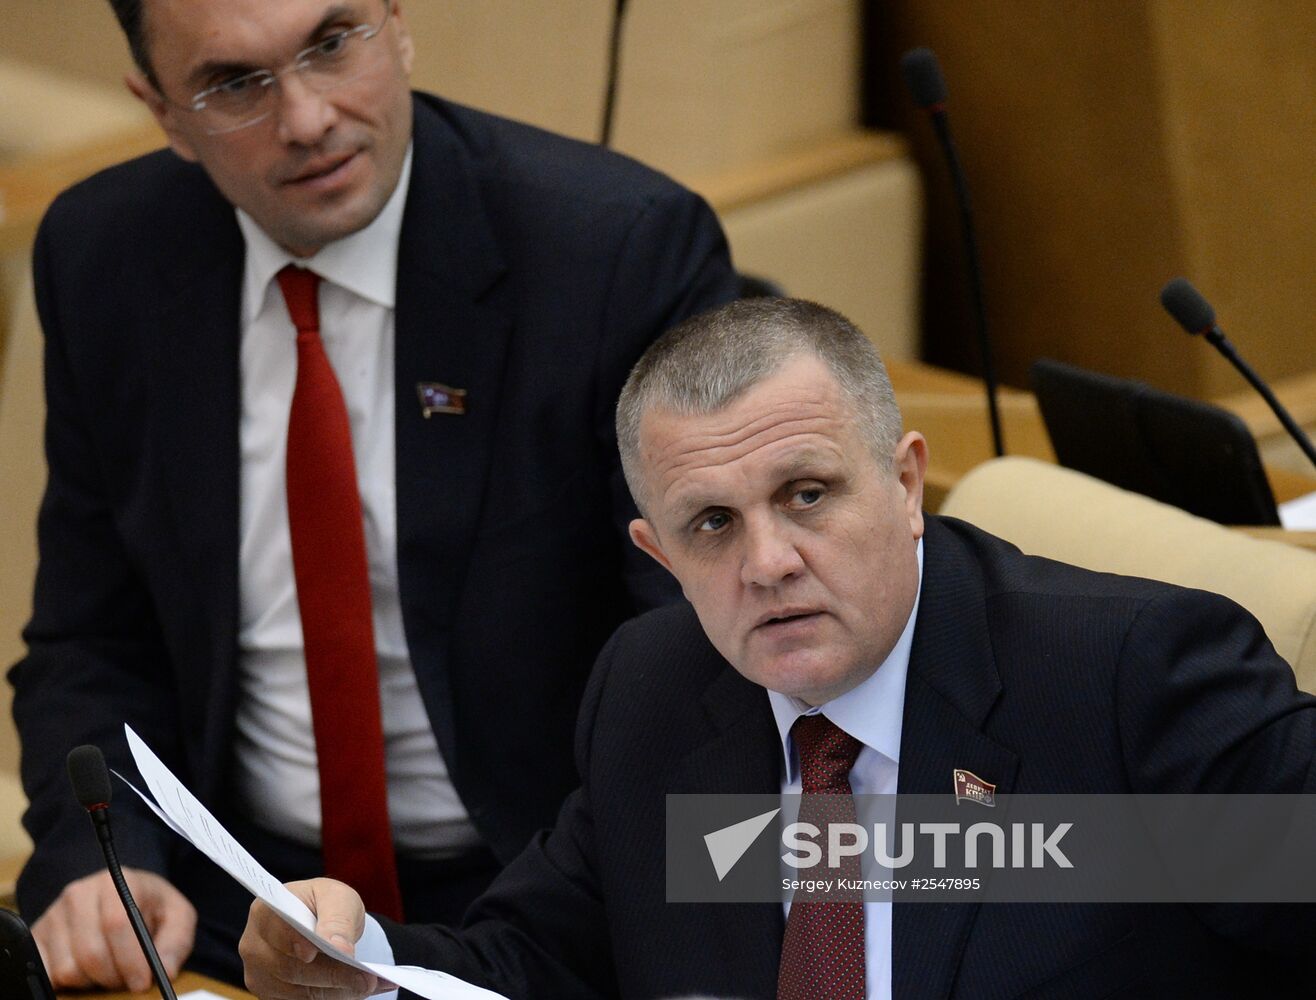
top-left (767, 539), bottom-right (924, 1000)
top-left (232, 145), bottom-right (481, 857)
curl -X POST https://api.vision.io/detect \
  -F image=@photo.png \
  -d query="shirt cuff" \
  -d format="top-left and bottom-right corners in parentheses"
top-left (357, 915), bottom-right (399, 1000)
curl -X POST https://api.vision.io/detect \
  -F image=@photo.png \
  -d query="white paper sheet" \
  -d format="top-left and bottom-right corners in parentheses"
top-left (1279, 490), bottom-right (1316, 530)
top-left (123, 725), bottom-right (509, 1000)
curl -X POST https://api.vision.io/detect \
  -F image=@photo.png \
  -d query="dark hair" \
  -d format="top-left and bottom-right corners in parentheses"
top-left (106, 0), bottom-right (156, 83)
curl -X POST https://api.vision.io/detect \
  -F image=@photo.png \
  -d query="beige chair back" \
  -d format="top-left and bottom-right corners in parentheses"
top-left (941, 457), bottom-right (1316, 693)
top-left (0, 264), bottom-right (40, 857)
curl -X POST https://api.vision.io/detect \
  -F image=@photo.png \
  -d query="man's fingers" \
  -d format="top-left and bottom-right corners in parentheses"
top-left (32, 904), bottom-right (91, 989)
top-left (29, 868), bottom-right (197, 993)
top-left (132, 869), bottom-right (198, 977)
top-left (245, 951), bottom-right (381, 1000)
top-left (32, 869), bottom-right (170, 991)
top-left (242, 885), bottom-right (378, 1000)
top-left (150, 909), bottom-right (198, 977)
top-left (242, 900), bottom-right (314, 998)
top-left (96, 880), bottom-right (154, 992)
top-left (64, 872), bottom-right (145, 990)
top-left (302, 879), bottom-right (367, 957)
top-left (245, 897), bottom-right (306, 959)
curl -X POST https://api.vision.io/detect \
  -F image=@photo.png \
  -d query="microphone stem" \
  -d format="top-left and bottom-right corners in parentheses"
top-left (930, 110), bottom-right (1006, 457)
top-left (1206, 331), bottom-right (1316, 471)
top-left (599, 0), bottom-right (629, 147)
top-left (92, 814), bottom-right (179, 1000)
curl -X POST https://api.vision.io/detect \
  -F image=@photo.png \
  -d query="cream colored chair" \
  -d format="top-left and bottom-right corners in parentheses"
top-left (0, 59), bottom-right (147, 162)
top-left (941, 457), bottom-right (1316, 693)
top-left (0, 264), bottom-right (40, 870)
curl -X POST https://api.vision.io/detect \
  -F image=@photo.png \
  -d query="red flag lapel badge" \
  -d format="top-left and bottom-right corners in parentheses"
top-left (953, 769), bottom-right (996, 807)
top-left (416, 382), bottom-right (468, 417)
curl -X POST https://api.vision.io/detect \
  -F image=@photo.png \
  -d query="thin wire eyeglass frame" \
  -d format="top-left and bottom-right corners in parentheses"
top-left (184, 3), bottom-right (394, 135)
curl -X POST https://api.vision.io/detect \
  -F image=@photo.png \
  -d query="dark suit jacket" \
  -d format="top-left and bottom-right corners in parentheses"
top-left (385, 516), bottom-right (1316, 999)
top-left (10, 93), bottom-right (737, 920)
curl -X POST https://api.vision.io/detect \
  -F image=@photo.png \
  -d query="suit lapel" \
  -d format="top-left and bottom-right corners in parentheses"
top-left (663, 520), bottom-right (1022, 998)
top-left (148, 199), bottom-right (244, 783)
top-left (392, 97), bottom-right (511, 767)
top-left (669, 664), bottom-right (785, 997)
top-left (893, 518), bottom-right (1019, 1000)
top-left (681, 665), bottom-right (782, 794)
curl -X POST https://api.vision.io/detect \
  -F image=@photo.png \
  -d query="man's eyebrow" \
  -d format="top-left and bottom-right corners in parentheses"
top-left (665, 454), bottom-right (840, 525)
top-left (305, 4), bottom-right (361, 41)
top-left (187, 57), bottom-right (257, 91)
top-left (770, 453), bottom-right (837, 482)
top-left (186, 4), bottom-right (360, 89)
top-left (668, 494), bottom-right (719, 526)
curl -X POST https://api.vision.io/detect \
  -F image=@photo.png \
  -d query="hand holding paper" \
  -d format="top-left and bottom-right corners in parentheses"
top-left (122, 725), bottom-right (508, 1000)
top-left (239, 878), bottom-right (387, 1000)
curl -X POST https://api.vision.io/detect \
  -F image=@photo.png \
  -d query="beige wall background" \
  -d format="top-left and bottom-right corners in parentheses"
top-left (6, 0), bottom-right (1313, 401)
top-left (870, 0), bottom-right (1316, 400)
top-left (0, 0), bottom-right (860, 181)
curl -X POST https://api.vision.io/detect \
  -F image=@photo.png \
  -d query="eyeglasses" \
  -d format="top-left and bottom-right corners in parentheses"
top-left (186, 4), bottom-right (393, 135)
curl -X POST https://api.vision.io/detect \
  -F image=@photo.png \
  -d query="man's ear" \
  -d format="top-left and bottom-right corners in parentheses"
top-left (893, 430), bottom-right (928, 540)
top-left (391, 1), bottom-right (416, 75)
top-left (628, 518), bottom-right (673, 574)
top-left (125, 71), bottom-right (200, 163)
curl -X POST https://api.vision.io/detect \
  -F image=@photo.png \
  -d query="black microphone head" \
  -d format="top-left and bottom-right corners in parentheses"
top-left (0, 907), bottom-right (29, 943)
top-left (67, 745), bottom-right (112, 810)
top-left (1160, 277), bottom-right (1216, 334)
top-left (901, 47), bottom-right (948, 109)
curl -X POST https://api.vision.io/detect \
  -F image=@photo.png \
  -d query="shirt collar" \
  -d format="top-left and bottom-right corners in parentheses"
top-left (237, 143), bottom-right (413, 323)
top-left (768, 537), bottom-right (924, 781)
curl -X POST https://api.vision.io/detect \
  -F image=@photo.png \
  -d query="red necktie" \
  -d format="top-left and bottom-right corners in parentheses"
top-left (278, 265), bottom-right (404, 920)
top-left (777, 714), bottom-right (866, 1000)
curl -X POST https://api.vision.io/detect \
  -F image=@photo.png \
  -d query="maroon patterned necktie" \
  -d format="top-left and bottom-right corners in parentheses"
top-left (777, 713), bottom-right (866, 1000)
top-left (278, 265), bottom-right (403, 920)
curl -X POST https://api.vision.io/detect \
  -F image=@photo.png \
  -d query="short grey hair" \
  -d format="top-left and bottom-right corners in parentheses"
top-left (616, 297), bottom-right (902, 515)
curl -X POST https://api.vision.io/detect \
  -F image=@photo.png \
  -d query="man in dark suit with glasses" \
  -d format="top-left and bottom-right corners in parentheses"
top-left (10, 0), bottom-right (737, 990)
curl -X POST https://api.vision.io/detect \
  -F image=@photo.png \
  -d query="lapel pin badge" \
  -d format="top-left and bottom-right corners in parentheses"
top-left (953, 769), bottom-right (996, 807)
top-left (417, 381), bottom-right (468, 418)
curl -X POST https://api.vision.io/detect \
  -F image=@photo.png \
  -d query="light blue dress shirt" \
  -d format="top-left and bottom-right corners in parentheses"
top-left (767, 539), bottom-right (924, 1000)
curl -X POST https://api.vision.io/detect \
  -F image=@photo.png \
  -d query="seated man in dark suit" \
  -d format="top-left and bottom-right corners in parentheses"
top-left (240, 298), bottom-right (1315, 999)
top-left (10, 0), bottom-right (736, 992)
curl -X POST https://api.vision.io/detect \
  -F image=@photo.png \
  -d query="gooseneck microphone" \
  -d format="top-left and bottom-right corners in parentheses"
top-left (901, 46), bottom-right (1005, 457)
top-left (66, 745), bottom-right (178, 1000)
top-left (1160, 277), bottom-right (1316, 471)
top-left (599, 0), bottom-right (630, 147)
